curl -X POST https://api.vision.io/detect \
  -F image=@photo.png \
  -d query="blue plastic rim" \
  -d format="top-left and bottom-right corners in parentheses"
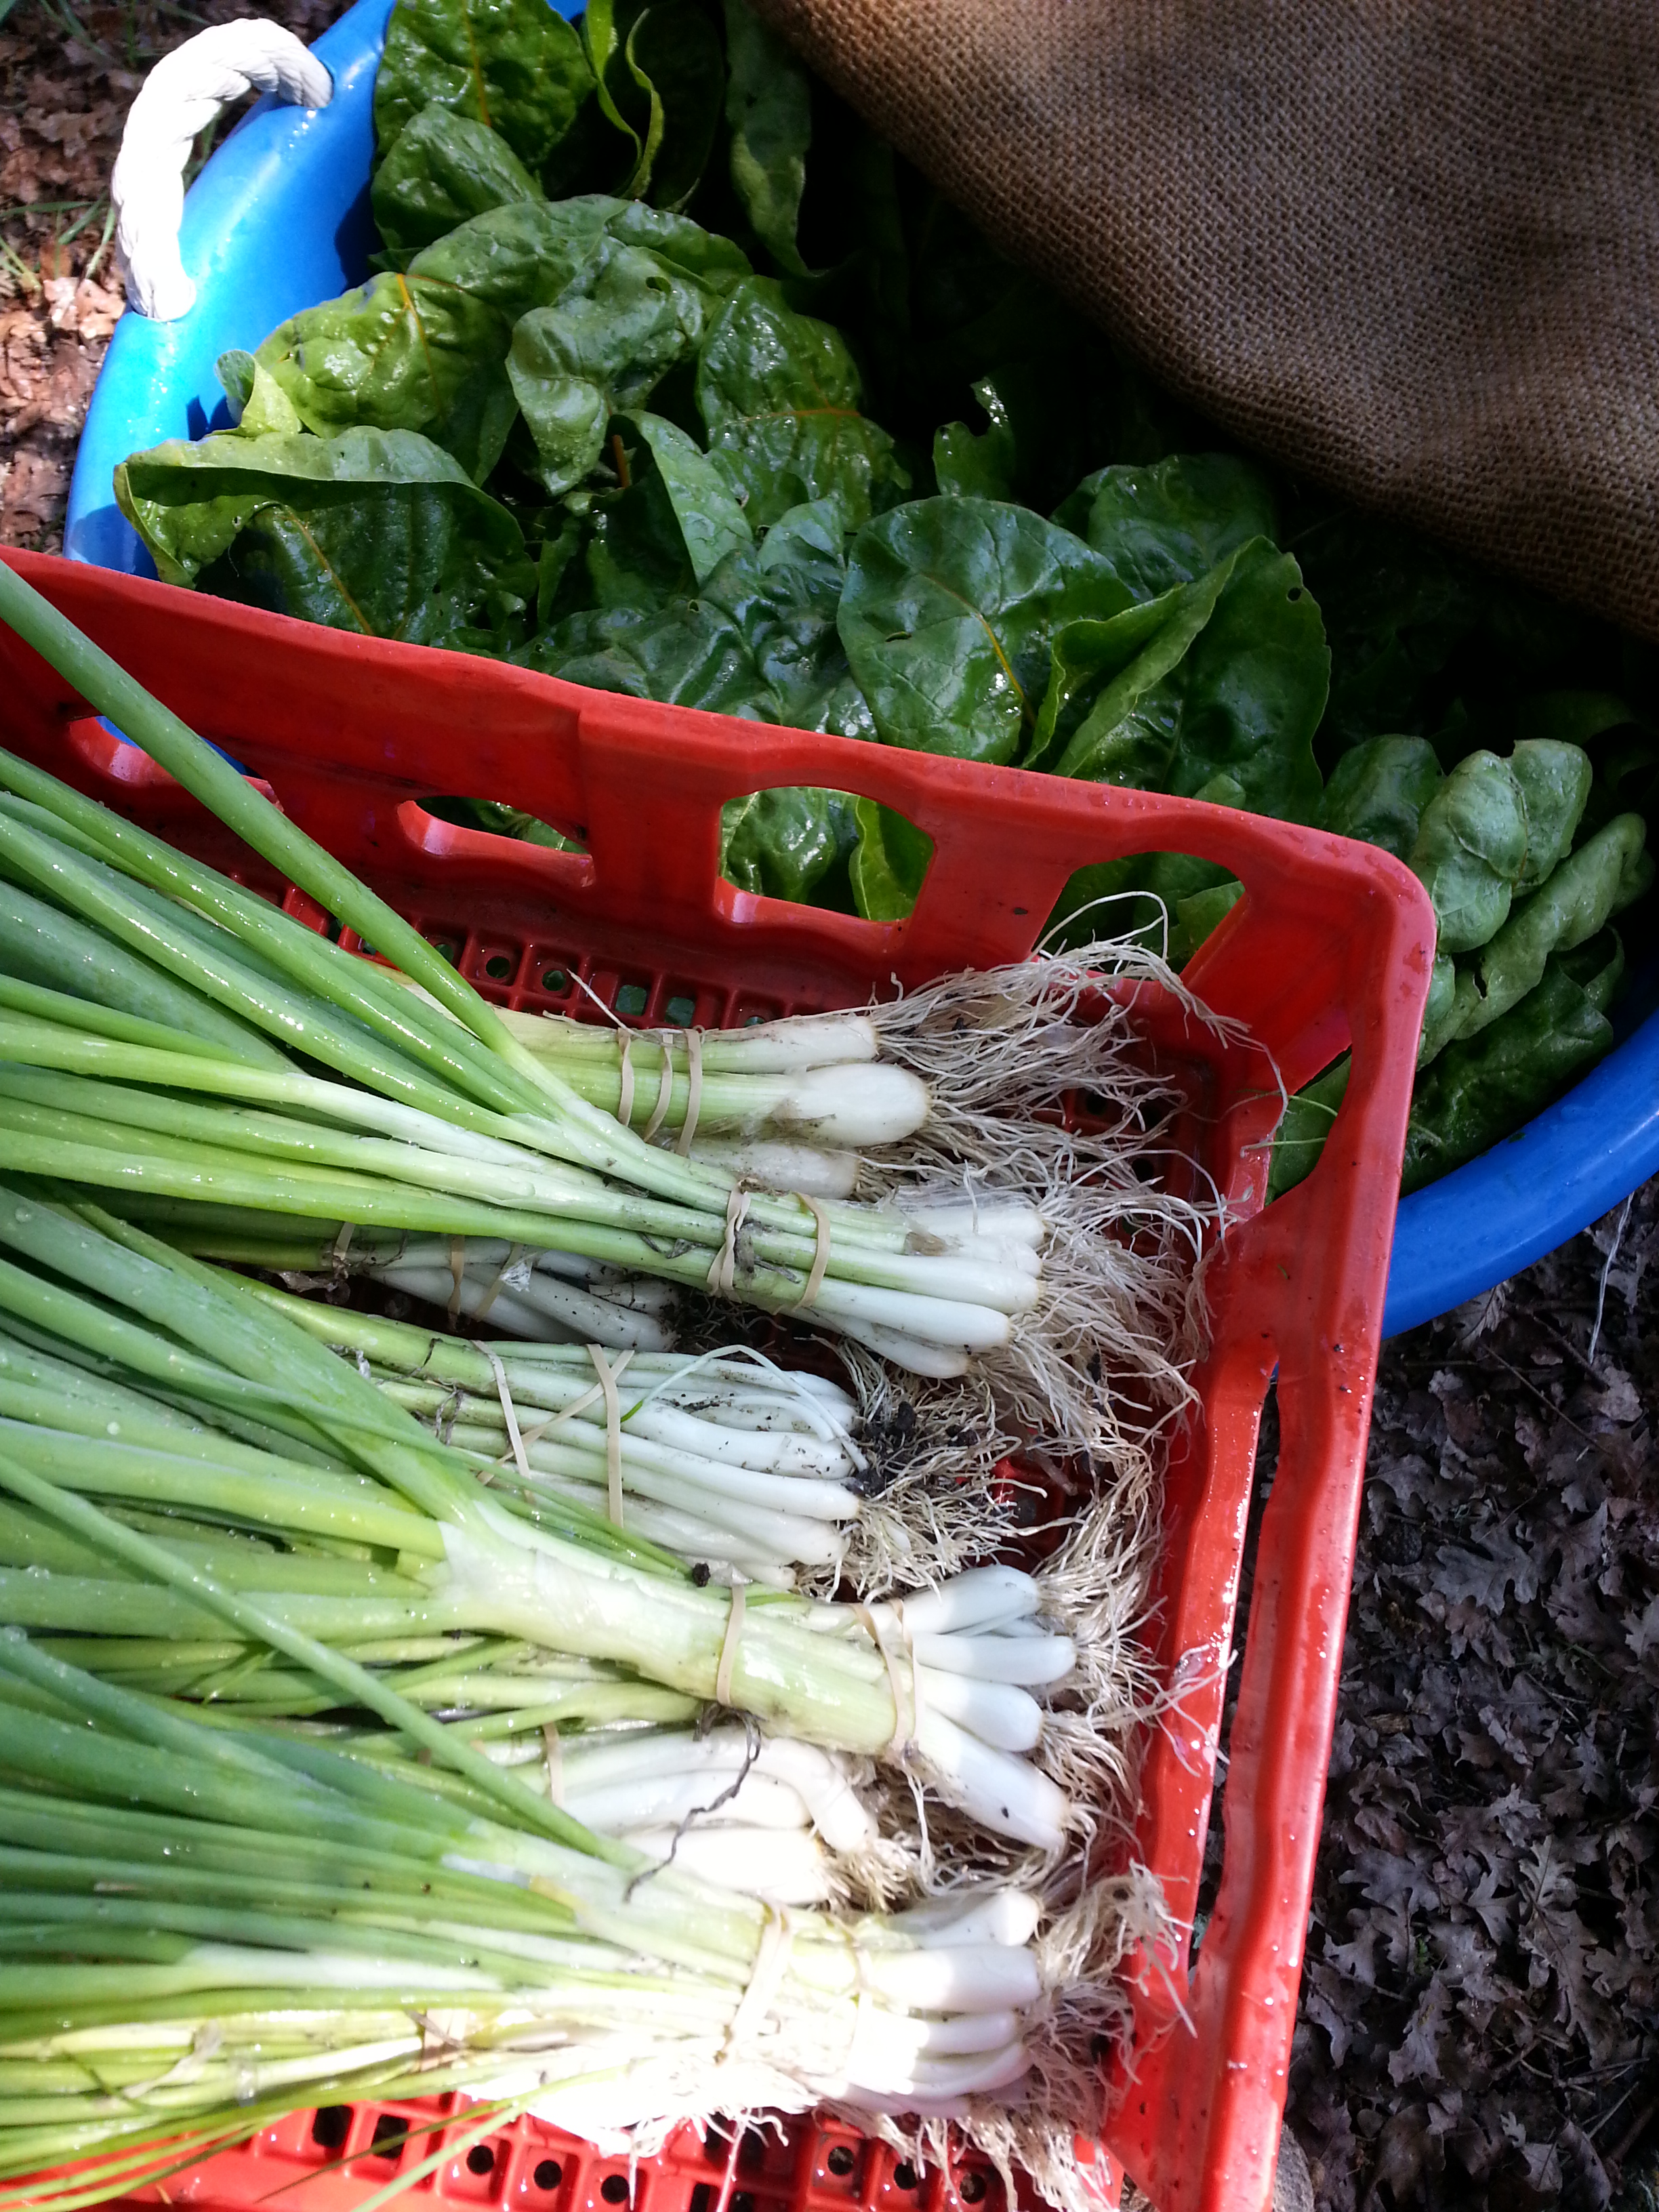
top-left (64, 0), bottom-right (1659, 1336)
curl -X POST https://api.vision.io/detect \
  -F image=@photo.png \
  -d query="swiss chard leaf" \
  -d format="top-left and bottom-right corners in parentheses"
top-left (1027, 566), bottom-right (1229, 776)
top-left (1048, 538), bottom-right (1328, 819)
top-left (1401, 933), bottom-right (1624, 1193)
top-left (526, 496), bottom-right (850, 722)
top-left (1319, 735), bottom-right (1443, 860)
top-left (520, 595), bottom-right (761, 708)
top-left (1509, 737), bottom-right (1593, 890)
top-left (406, 196), bottom-right (749, 325)
top-left (581, 0), bottom-right (724, 205)
top-left (1038, 540), bottom-right (1327, 948)
top-left (115, 427), bottom-right (535, 652)
top-left (1452, 812), bottom-right (1647, 1041)
top-left (1267, 1054), bottom-right (1351, 1202)
top-left (849, 798), bottom-right (931, 920)
top-left (1407, 750), bottom-right (1530, 954)
top-left (722, 0), bottom-right (811, 273)
top-left (626, 410), bottom-right (752, 582)
top-left (371, 104), bottom-right (544, 260)
top-left (838, 495), bottom-right (1122, 764)
top-left (1052, 452), bottom-right (1277, 604)
top-left (255, 272), bottom-right (516, 483)
top-left (374, 0), bottom-right (594, 169)
top-left (933, 379), bottom-right (1017, 501)
top-left (507, 241), bottom-right (716, 492)
top-left (722, 786), bottom-right (859, 904)
top-left (697, 276), bottom-right (904, 528)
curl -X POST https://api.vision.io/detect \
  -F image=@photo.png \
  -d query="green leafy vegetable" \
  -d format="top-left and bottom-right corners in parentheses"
top-left (626, 411), bottom-right (752, 581)
top-left (1450, 812), bottom-right (1647, 1042)
top-left (115, 427), bottom-right (535, 652)
top-left (721, 786), bottom-right (857, 902)
top-left (1401, 933), bottom-right (1625, 1193)
top-left (933, 380), bottom-right (1017, 502)
top-left (697, 277), bottom-right (905, 529)
top-left (1267, 1054), bottom-right (1351, 1202)
top-left (849, 798), bottom-right (931, 920)
top-left (255, 272), bottom-right (516, 483)
top-left (123, 0), bottom-right (1654, 1200)
top-left (1508, 737), bottom-right (1593, 889)
top-left (1048, 539), bottom-right (1328, 819)
top-left (1319, 735), bottom-right (1443, 860)
top-left (723, 0), bottom-right (811, 272)
top-left (1406, 750), bottom-right (1530, 954)
top-left (507, 241), bottom-right (716, 491)
top-left (373, 0), bottom-right (594, 170)
top-left (839, 496), bottom-right (1117, 764)
top-left (1052, 453), bottom-right (1277, 604)
top-left (371, 103), bottom-right (545, 260)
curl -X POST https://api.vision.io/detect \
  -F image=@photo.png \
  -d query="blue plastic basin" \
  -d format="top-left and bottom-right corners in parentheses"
top-left (64, 0), bottom-right (1659, 1335)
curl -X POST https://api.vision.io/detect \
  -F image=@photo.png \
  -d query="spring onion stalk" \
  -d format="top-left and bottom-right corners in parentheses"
top-left (0, 1634), bottom-right (1047, 2192)
top-left (0, 575), bottom-right (1147, 1393)
top-left (0, 1190), bottom-right (1071, 1845)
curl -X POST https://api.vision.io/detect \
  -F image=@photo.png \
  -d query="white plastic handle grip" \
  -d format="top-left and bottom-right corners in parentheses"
top-left (110, 18), bottom-right (333, 322)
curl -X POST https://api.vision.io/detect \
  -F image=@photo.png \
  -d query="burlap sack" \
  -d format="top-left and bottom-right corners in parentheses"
top-left (751, 0), bottom-right (1659, 641)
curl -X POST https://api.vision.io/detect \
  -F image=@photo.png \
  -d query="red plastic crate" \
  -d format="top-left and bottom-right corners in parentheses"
top-left (0, 550), bottom-right (1434, 2212)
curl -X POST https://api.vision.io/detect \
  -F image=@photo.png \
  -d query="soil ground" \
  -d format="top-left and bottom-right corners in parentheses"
top-left (4, 2), bottom-right (1656, 2198)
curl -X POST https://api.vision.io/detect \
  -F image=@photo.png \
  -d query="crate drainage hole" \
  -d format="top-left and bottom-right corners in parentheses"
top-left (613, 983), bottom-right (649, 1018)
top-left (958, 2175), bottom-right (987, 2205)
top-left (484, 954), bottom-right (514, 981)
top-left (663, 993), bottom-right (697, 1027)
top-left (310, 2106), bottom-right (351, 2151)
top-left (600, 2176), bottom-right (631, 2204)
top-left (826, 2146), bottom-right (856, 2178)
top-left (893, 2165), bottom-right (919, 2191)
top-left (466, 2144), bottom-right (495, 2175)
top-left (534, 2160), bottom-right (564, 2192)
top-left (370, 2115), bottom-right (405, 2162)
top-left (541, 968), bottom-right (571, 995)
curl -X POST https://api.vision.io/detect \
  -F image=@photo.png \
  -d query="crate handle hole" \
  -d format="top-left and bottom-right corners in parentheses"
top-left (720, 787), bottom-right (932, 924)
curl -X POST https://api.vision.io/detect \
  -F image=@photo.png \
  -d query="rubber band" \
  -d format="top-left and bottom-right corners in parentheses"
top-left (446, 1237), bottom-right (466, 1328)
top-left (714, 1576), bottom-right (747, 1706)
top-left (706, 1187), bottom-right (751, 1296)
top-left (484, 1347), bottom-right (531, 1483)
top-left (544, 1723), bottom-right (562, 1805)
top-left (721, 1904), bottom-right (794, 2062)
top-left (587, 1343), bottom-right (625, 1525)
top-left (857, 1603), bottom-right (918, 1757)
top-left (330, 1219), bottom-right (354, 1269)
top-left (642, 1032), bottom-right (678, 1142)
top-left (676, 1028), bottom-right (705, 1155)
top-left (790, 1192), bottom-right (832, 1309)
top-left (472, 1242), bottom-right (526, 1324)
top-left (616, 1034), bottom-right (635, 1129)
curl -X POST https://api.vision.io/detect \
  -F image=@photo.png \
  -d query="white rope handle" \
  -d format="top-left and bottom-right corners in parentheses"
top-left (111, 19), bottom-right (333, 321)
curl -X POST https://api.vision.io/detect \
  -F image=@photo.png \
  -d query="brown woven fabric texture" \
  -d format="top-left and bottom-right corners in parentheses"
top-left (752, 0), bottom-right (1659, 639)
